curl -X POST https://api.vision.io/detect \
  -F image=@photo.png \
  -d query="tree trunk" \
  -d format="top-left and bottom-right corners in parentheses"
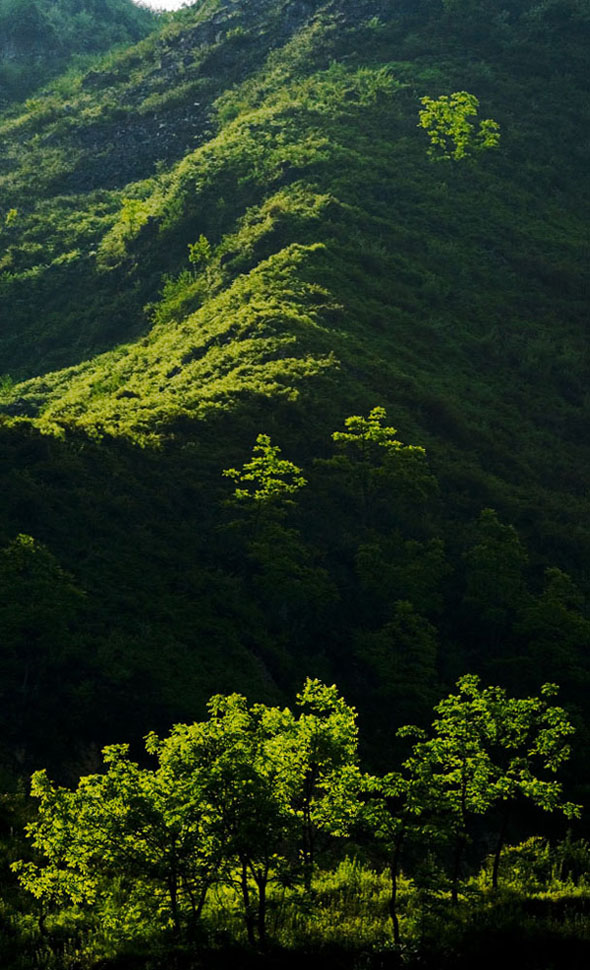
top-left (256, 870), bottom-right (268, 950)
top-left (388, 835), bottom-right (404, 946)
top-left (302, 767), bottom-right (318, 893)
top-left (184, 879), bottom-right (209, 932)
top-left (168, 874), bottom-right (181, 937)
top-left (452, 769), bottom-right (469, 905)
top-left (240, 858), bottom-right (256, 946)
top-left (195, 883), bottom-right (209, 922)
top-left (492, 805), bottom-right (511, 890)
top-left (451, 832), bottom-right (465, 905)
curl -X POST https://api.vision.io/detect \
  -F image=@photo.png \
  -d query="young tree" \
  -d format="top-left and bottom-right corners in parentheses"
top-left (400, 675), bottom-right (500, 904)
top-left (291, 679), bottom-right (361, 892)
top-left (188, 234), bottom-right (212, 281)
top-left (154, 692), bottom-right (296, 947)
top-left (418, 92), bottom-right (500, 161)
top-left (224, 433), bottom-right (306, 521)
top-left (327, 407), bottom-right (436, 531)
top-left (147, 681), bottom-right (360, 943)
top-left (398, 676), bottom-right (580, 900)
top-left (361, 769), bottom-right (438, 945)
top-left (223, 436), bottom-right (331, 641)
top-left (15, 742), bottom-right (225, 942)
top-left (488, 682), bottom-right (581, 889)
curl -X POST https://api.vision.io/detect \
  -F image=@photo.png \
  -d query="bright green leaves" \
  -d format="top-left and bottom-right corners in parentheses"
top-left (223, 408), bottom-right (432, 520)
top-left (17, 740), bottom-right (224, 937)
top-left (15, 675), bottom-right (580, 950)
top-left (404, 674), bottom-right (499, 829)
top-left (398, 674), bottom-right (580, 895)
top-left (16, 680), bottom-right (360, 947)
top-left (222, 432), bottom-right (333, 640)
top-left (332, 406), bottom-right (414, 455)
top-left (419, 674), bottom-right (579, 816)
top-left (97, 195), bottom-right (155, 270)
top-left (418, 91), bottom-right (500, 161)
top-left (223, 434), bottom-right (306, 509)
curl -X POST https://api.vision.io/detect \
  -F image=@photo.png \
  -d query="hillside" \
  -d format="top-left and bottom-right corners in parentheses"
top-left (0, 0), bottom-right (588, 780)
top-left (0, 0), bottom-right (156, 104)
top-left (1, 1), bottom-right (590, 965)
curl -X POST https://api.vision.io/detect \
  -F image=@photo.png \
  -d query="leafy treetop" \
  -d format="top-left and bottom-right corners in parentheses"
top-left (418, 91), bottom-right (500, 161)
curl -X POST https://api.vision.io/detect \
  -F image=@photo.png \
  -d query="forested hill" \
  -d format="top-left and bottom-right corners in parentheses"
top-left (0, 0), bottom-right (589, 789)
top-left (0, 0), bottom-right (156, 104)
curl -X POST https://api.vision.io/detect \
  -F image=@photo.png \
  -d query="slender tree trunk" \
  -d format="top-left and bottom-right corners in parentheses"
top-left (302, 768), bottom-right (318, 893)
top-left (451, 769), bottom-right (469, 905)
top-left (256, 869), bottom-right (268, 950)
top-left (302, 809), bottom-right (314, 893)
top-left (492, 805), bottom-right (511, 890)
top-left (195, 883), bottom-right (209, 922)
top-left (240, 857), bottom-right (256, 946)
top-left (168, 874), bottom-right (181, 937)
top-left (37, 900), bottom-right (47, 936)
top-left (388, 834), bottom-right (404, 945)
top-left (451, 832), bottom-right (465, 905)
top-left (184, 879), bottom-right (209, 932)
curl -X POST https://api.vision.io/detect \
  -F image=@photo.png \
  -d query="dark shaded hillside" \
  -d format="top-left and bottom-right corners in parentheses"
top-left (0, 0), bottom-right (156, 104)
top-left (0, 0), bottom-right (588, 789)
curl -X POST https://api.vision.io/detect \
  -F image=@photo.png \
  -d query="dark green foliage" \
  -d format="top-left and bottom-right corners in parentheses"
top-left (0, 534), bottom-right (86, 767)
top-left (0, 0), bottom-right (155, 104)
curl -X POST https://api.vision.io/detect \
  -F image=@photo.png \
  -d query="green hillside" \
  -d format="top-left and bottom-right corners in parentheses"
top-left (1, 0), bottom-right (589, 760)
top-left (0, 0), bottom-right (156, 104)
top-left (1, 0), bottom-right (590, 965)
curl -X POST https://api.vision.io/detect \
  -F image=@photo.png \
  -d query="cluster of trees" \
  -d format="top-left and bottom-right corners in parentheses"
top-left (15, 676), bottom-right (579, 952)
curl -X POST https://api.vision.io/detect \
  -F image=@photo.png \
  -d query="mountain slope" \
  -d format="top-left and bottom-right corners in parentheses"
top-left (0, 0), bottom-right (589, 773)
top-left (0, 0), bottom-right (156, 104)
top-left (2, 0), bottom-right (588, 554)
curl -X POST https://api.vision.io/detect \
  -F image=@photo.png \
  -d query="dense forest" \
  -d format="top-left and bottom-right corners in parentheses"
top-left (0, 0), bottom-right (589, 967)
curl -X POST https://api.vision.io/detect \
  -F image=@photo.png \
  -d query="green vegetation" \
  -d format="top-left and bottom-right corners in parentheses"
top-left (418, 91), bottom-right (501, 161)
top-left (0, 0), bottom-right (588, 964)
top-left (0, 0), bottom-right (156, 104)
top-left (5, 678), bottom-right (585, 968)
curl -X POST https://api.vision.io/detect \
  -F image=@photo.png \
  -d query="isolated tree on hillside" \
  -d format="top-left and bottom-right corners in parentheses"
top-left (224, 433), bottom-right (306, 530)
top-left (223, 436), bottom-right (332, 636)
top-left (327, 407), bottom-right (436, 531)
top-left (418, 91), bottom-right (500, 161)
